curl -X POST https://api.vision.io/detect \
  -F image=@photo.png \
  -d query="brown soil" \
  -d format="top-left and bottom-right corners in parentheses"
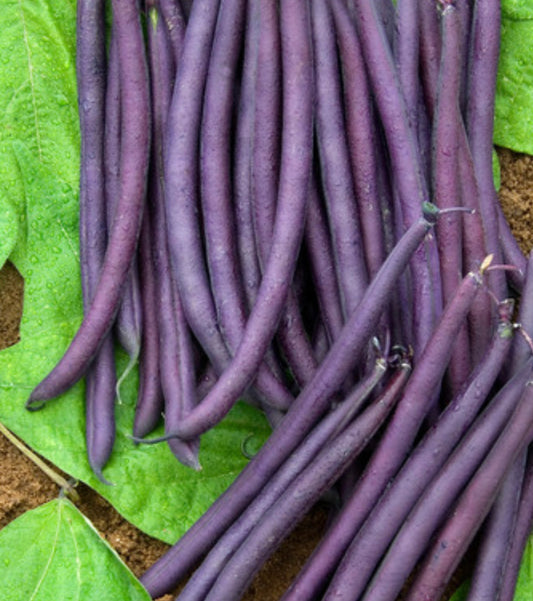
top-left (1, 149), bottom-right (532, 600)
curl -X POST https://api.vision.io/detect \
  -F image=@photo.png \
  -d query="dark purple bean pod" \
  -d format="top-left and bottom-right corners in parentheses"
top-left (233, 0), bottom-right (261, 313)
top-left (76, 0), bottom-right (116, 481)
top-left (312, 0), bottom-right (368, 319)
top-left (162, 0), bottom-right (291, 410)
top-left (457, 124), bottom-right (494, 366)
top-left (140, 207), bottom-right (439, 598)
top-left (84, 336), bottom-right (116, 485)
top-left (250, 0), bottom-right (319, 388)
top-left (346, 359), bottom-right (533, 601)
top-left (404, 381), bottom-right (533, 601)
top-left (103, 22), bottom-right (143, 394)
top-left (27, 0), bottom-right (151, 408)
top-left (176, 360), bottom-right (389, 601)
top-left (417, 0), bottom-right (493, 365)
top-left (498, 448), bottom-right (533, 601)
top-left (418, 0), bottom-right (440, 111)
top-left (330, 0), bottom-right (386, 282)
top-left (158, 0), bottom-right (186, 66)
top-left (132, 210), bottom-right (163, 439)
top-left (510, 251), bottom-right (533, 373)
top-left (293, 312), bottom-right (513, 601)
top-left (77, 0), bottom-right (106, 308)
top-left (497, 206), bottom-right (527, 292)
top-left (465, 0), bottom-right (507, 301)
top-left (432, 2), bottom-right (470, 395)
top-left (145, 0), bottom-right (200, 468)
top-left (465, 451), bottom-right (526, 601)
top-left (393, 0), bottom-right (419, 128)
top-left (283, 259), bottom-right (488, 601)
top-left (303, 182), bottom-right (344, 346)
top-left (202, 363), bottom-right (411, 601)
top-left (162, 0), bottom-right (230, 377)
top-left (199, 0), bottom-right (250, 356)
top-left (251, 0), bottom-right (282, 271)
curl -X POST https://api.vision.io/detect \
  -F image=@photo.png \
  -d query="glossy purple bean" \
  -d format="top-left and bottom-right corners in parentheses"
top-left (27, 0), bottom-right (151, 408)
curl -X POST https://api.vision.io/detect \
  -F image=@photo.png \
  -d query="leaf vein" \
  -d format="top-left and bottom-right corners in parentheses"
top-left (17, 0), bottom-right (42, 162)
top-left (28, 501), bottom-right (63, 601)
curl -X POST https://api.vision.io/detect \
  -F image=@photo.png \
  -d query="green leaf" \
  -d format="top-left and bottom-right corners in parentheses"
top-left (494, 0), bottom-right (533, 154)
top-left (0, 498), bottom-right (150, 601)
top-left (0, 0), bottom-right (79, 253)
top-left (513, 535), bottom-right (533, 601)
top-left (0, 1), bottom-right (271, 545)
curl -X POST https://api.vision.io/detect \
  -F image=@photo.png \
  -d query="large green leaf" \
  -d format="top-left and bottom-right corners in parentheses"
top-left (0, 0), bottom-right (79, 271)
top-left (494, 0), bottom-right (533, 154)
top-left (0, 498), bottom-right (150, 601)
top-left (0, 0), bottom-right (270, 544)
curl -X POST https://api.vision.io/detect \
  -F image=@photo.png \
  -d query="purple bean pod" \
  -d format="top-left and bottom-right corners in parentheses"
top-left (158, 0), bottom-right (186, 66)
top-left (418, 0), bottom-right (441, 111)
top-left (27, 0), bottom-right (151, 408)
top-left (330, 0), bottom-right (386, 282)
top-left (466, 252), bottom-right (533, 601)
top-left (201, 0), bottom-right (297, 406)
top-left (457, 124), bottom-right (494, 366)
top-left (432, 2), bottom-right (471, 395)
top-left (104, 22), bottom-right (143, 390)
top-left (76, 0), bottom-right (116, 480)
top-left (84, 337), bottom-right (116, 485)
top-left (417, 0), bottom-right (493, 365)
top-left (199, 0), bottom-right (250, 356)
top-left (312, 0), bottom-right (368, 319)
top-left (145, 0), bottom-right (200, 467)
top-left (497, 202), bottom-right (527, 291)
top-left (162, 0), bottom-right (230, 377)
top-left (132, 210), bottom-right (164, 439)
top-left (465, 451), bottom-right (526, 601)
top-left (498, 447), bottom-right (533, 601)
top-left (303, 182), bottom-right (344, 346)
top-left (250, 0), bottom-right (318, 388)
top-left (393, 0), bottom-right (419, 129)
top-left (510, 251), bottom-right (533, 372)
top-left (233, 0), bottom-right (261, 312)
top-left (465, 0), bottom-right (507, 301)
top-left (251, 0), bottom-right (281, 273)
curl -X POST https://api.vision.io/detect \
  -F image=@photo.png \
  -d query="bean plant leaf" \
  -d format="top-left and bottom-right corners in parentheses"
top-left (0, 0), bottom-right (270, 545)
top-left (0, 498), bottom-right (150, 601)
top-left (495, 0), bottom-right (533, 154)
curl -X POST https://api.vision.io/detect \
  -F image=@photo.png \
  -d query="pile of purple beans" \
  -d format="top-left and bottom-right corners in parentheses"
top-left (27, 0), bottom-right (533, 599)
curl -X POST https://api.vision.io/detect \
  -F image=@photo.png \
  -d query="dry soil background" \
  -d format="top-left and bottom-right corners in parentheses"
top-left (1, 148), bottom-right (532, 600)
